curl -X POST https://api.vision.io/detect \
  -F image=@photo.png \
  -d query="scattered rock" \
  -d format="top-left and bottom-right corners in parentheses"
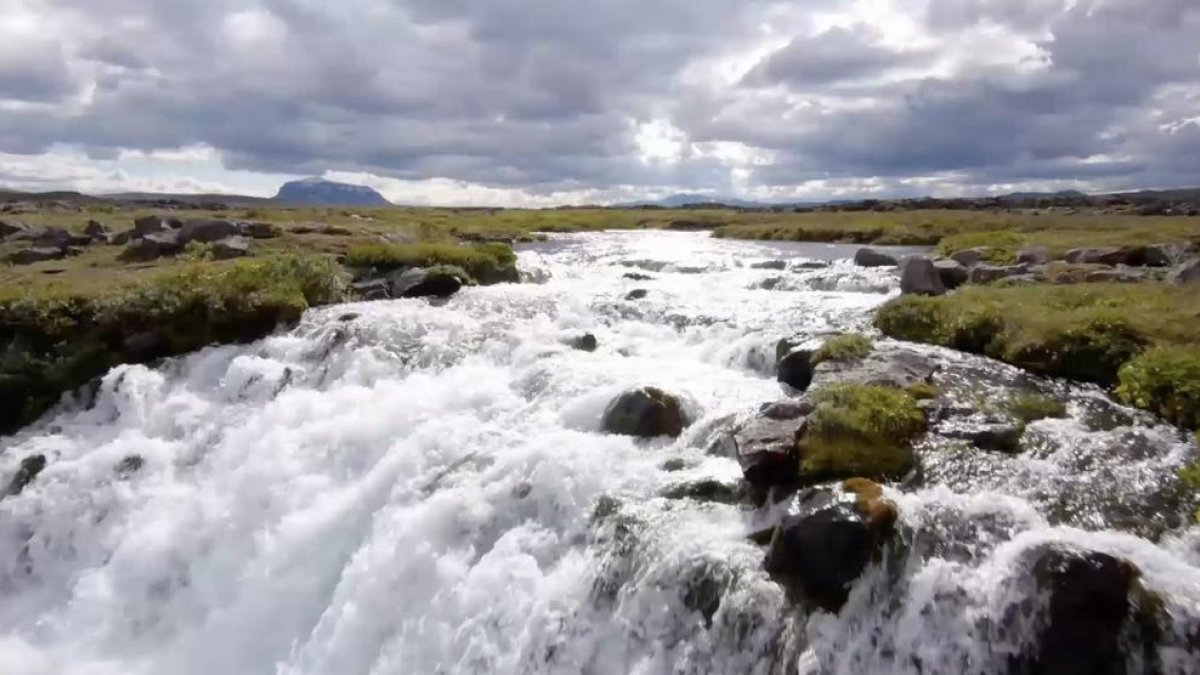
top-left (241, 221), bottom-right (280, 239)
top-left (751, 260), bottom-right (788, 270)
top-left (660, 458), bottom-right (688, 472)
top-left (7, 247), bottom-right (66, 265)
top-left (388, 267), bottom-right (465, 299)
top-left (899, 256), bottom-right (946, 296)
top-left (601, 386), bottom-right (688, 438)
top-left (1129, 243), bottom-right (1183, 267)
top-left (1167, 258), bottom-right (1200, 284)
top-left (853, 247), bottom-right (898, 267)
top-left (933, 259), bottom-right (969, 290)
top-left (211, 236), bottom-right (251, 260)
top-left (571, 333), bottom-right (598, 352)
top-left (4, 454), bottom-right (47, 498)
top-left (969, 264), bottom-right (1027, 284)
top-left (662, 479), bottom-right (745, 504)
top-left (625, 289), bottom-right (649, 300)
top-left (119, 231), bottom-right (183, 262)
top-left (776, 348), bottom-right (815, 392)
top-left (950, 248), bottom-right (990, 267)
top-left (178, 219), bottom-right (241, 245)
top-left (1016, 245), bottom-right (1050, 265)
top-left (1064, 247), bottom-right (1129, 266)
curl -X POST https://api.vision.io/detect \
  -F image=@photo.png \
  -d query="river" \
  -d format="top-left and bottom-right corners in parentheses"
top-left (2, 230), bottom-right (1198, 674)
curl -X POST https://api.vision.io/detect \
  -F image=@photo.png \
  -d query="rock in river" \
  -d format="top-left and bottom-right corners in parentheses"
top-left (853, 247), bottom-right (898, 268)
top-left (601, 387), bottom-right (687, 438)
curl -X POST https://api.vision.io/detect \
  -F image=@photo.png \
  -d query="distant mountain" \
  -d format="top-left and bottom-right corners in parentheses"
top-left (998, 189), bottom-right (1089, 201)
top-left (106, 191), bottom-right (273, 206)
top-left (618, 193), bottom-right (785, 209)
top-left (274, 178), bottom-right (391, 206)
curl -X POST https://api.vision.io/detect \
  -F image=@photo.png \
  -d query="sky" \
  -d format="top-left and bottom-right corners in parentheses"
top-left (0, 0), bottom-right (1198, 207)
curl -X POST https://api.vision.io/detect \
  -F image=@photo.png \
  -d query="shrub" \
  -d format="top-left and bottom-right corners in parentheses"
top-left (812, 333), bottom-right (873, 365)
top-left (799, 384), bottom-right (926, 482)
top-left (344, 241), bottom-right (518, 284)
top-left (873, 296), bottom-right (948, 344)
top-left (1117, 347), bottom-right (1200, 429)
top-left (1005, 393), bottom-right (1068, 424)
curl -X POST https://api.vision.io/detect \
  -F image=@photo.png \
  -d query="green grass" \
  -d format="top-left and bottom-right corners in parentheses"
top-left (798, 384), bottom-right (926, 483)
top-left (812, 333), bottom-right (874, 365)
top-left (343, 241), bottom-right (518, 284)
top-left (0, 255), bottom-right (347, 434)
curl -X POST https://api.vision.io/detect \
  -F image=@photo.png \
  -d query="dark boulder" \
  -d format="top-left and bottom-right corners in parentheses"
top-left (853, 247), bottom-right (898, 268)
top-left (795, 260), bottom-right (831, 269)
top-left (211, 236), bottom-right (251, 260)
top-left (625, 289), bottom-right (649, 300)
top-left (934, 259), bottom-right (969, 290)
top-left (7, 247), bottom-right (66, 265)
top-left (1016, 246), bottom-right (1050, 265)
top-left (622, 272), bottom-right (653, 281)
top-left (241, 221), bottom-right (280, 239)
top-left (32, 226), bottom-right (76, 250)
top-left (1167, 258), bottom-right (1200, 284)
top-left (764, 498), bottom-right (897, 612)
top-left (661, 478), bottom-right (745, 504)
top-left (123, 332), bottom-right (165, 361)
top-left (351, 278), bottom-right (390, 301)
top-left (715, 413), bottom-right (807, 503)
top-left (1064, 247), bottom-right (1129, 266)
top-left (84, 220), bottom-right (109, 239)
top-left (776, 348), bottom-right (815, 392)
top-left (4, 454), bottom-right (47, 498)
top-left (899, 256), bottom-right (946, 296)
top-left (388, 267), bottom-right (465, 299)
top-left (115, 455), bottom-right (145, 478)
top-left (0, 219), bottom-right (26, 238)
top-left (178, 219), bottom-right (240, 245)
top-left (601, 386), bottom-right (687, 438)
top-left (111, 230), bottom-right (134, 246)
top-left (571, 333), bottom-right (598, 352)
top-left (132, 215), bottom-right (179, 238)
top-left (119, 231), bottom-right (183, 262)
top-left (950, 248), bottom-right (990, 267)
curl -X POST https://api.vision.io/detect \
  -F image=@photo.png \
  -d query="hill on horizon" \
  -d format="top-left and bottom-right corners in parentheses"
top-left (274, 177), bottom-right (392, 207)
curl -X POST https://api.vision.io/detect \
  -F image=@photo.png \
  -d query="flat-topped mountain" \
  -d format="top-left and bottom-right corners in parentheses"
top-left (274, 178), bottom-right (391, 206)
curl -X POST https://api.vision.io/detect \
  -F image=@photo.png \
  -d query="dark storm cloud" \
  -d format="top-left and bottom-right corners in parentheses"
top-left (1, 0), bottom-right (1199, 198)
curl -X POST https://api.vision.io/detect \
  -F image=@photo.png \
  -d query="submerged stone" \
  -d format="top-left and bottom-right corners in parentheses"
top-left (4, 454), bottom-right (47, 498)
top-left (601, 386), bottom-right (687, 438)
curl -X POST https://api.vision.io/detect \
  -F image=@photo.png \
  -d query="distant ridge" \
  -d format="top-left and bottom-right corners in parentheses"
top-left (274, 177), bottom-right (391, 206)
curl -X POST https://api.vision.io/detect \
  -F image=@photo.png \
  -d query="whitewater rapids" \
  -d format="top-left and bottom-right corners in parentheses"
top-left (2, 231), bottom-right (1198, 674)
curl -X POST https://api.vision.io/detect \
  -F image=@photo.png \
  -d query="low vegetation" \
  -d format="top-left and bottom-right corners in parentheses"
top-left (0, 255), bottom-right (347, 434)
top-left (812, 333), bottom-right (873, 365)
top-left (798, 384), bottom-right (926, 483)
top-left (344, 241), bottom-right (519, 284)
top-left (874, 283), bottom-right (1200, 428)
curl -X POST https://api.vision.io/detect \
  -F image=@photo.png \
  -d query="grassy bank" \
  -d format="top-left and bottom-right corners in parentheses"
top-left (874, 283), bottom-right (1200, 428)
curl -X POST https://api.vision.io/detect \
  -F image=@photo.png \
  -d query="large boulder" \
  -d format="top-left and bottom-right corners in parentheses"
top-left (7, 247), bottom-right (66, 265)
top-left (899, 256), bottom-right (946, 296)
top-left (853, 247), bottom-right (898, 267)
top-left (211, 236), bottom-right (251, 260)
top-left (1064, 247), bottom-right (1129, 266)
top-left (84, 220), bottom-right (109, 240)
top-left (601, 387), bottom-right (688, 438)
top-left (3, 454), bottom-right (47, 498)
top-left (119, 231), bottom-right (183, 262)
top-left (178, 219), bottom-right (241, 245)
top-left (934, 259), bottom-right (969, 290)
top-left (388, 267), bottom-right (466, 299)
top-left (132, 215), bottom-right (180, 238)
top-left (950, 248), bottom-right (990, 267)
top-left (811, 346), bottom-right (939, 391)
top-left (1129, 243), bottom-right (1187, 268)
top-left (241, 221), bottom-right (280, 239)
top-left (1167, 258), bottom-right (1200, 284)
top-left (776, 347), bottom-right (815, 392)
top-left (714, 408), bottom-right (811, 503)
top-left (0, 219), bottom-right (26, 238)
top-left (1016, 245), bottom-right (1050, 265)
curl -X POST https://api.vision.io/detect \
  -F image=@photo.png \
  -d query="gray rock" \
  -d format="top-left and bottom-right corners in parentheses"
top-left (713, 413), bottom-right (807, 503)
top-left (132, 215), bottom-right (180, 238)
top-left (993, 274), bottom-right (1039, 287)
top-left (759, 399), bottom-right (815, 421)
top-left (950, 248), bottom-right (990, 267)
top-left (1064, 247), bottom-right (1129, 266)
top-left (119, 231), bottom-right (182, 262)
top-left (812, 346), bottom-right (939, 391)
top-left (352, 278), bottom-right (391, 300)
top-left (84, 220), bottom-right (109, 239)
top-left (111, 230), bottom-right (133, 246)
top-left (970, 264), bottom-right (1027, 284)
top-left (853, 247), bottom-right (898, 267)
top-left (934, 259), bottom-right (969, 289)
top-left (178, 219), bottom-right (240, 245)
top-left (1016, 245), bottom-right (1050, 265)
top-left (661, 479), bottom-right (745, 504)
top-left (7, 247), bottom-right (65, 265)
top-left (625, 289), bottom-right (649, 300)
top-left (1167, 258), bottom-right (1200, 284)
top-left (751, 260), bottom-right (788, 270)
top-left (601, 387), bottom-right (688, 438)
top-left (211, 236), bottom-right (251, 260)
top-left (388, 267), bottom-right (465, 298)
top-left (0, 219), bottom-right (26, 238)
top-left (899, 256), bottom-right (946, 296)
top-left (794, 260), bottom-right (831, 270)
top-left (241, 221), bottom-right (280, 239)
top-left (571, 333), bottom-right (598, 352)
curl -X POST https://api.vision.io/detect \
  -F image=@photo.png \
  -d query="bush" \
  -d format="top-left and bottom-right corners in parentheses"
top-left (873, 296), bottom-right (948, 344)
top-left (799, 384), bottom-right (926, 483)
top-left (0, 255), bottom-right (347, 434)
top-left (1005, 393), bottom-right (1068, 424)
top-left (1117, 347), bottom-right (1200, 429)
top-left (344, 241), bottom-right (518, 284)
top-left (812, 333), bottom-right (873, 365)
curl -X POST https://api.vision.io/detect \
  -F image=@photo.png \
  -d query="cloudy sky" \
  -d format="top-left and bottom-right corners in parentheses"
top-left (1, 0), bottom-right (1198, 206)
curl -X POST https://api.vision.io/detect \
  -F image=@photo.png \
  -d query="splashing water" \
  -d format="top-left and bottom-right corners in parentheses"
top-left (2, 231), bottom-right (1198, 675)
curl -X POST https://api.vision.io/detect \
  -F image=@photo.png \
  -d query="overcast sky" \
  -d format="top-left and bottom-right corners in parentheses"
top-left (1, 0), bottom-right (1198, 206)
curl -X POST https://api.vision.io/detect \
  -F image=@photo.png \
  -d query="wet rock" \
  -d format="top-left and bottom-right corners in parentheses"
top-left (934, 259), bottom-right (969, 290)
top-left (122, 331), bottom-right (165, 360)
top-left (7, 247), bottom-right (65, 265)
top-left (660, 458), bottom-right (688, 472)
top-left (661, 478), bottom-right (745, 504)
top-left (625, 289), bottom-right (649, 300)
top-left (388, 267), bottom-right (465, 299)
top-left (337, 312), bottom-right (359, 322)
top-left (942, 420), bottom-right (1024, 453)
top-left (601, 386), bottom-right (687, 438)
top-left (757, 277), bottom-right (783, 290)
top-left (776, 348), bottom-right (815, 392)
top-left (853, 247), bottom-right (898, 267)
top-left (571, 333), bottom-right (598, 352)
top-left (241, 221), bottom-right (280, 239)
top-left (679, 561), bottom-right (731, 628)
top-left (115, 455), bottom-right (145, 478)
top-left (622, 272), bottom-right (653, 281)
top-left (970, 264), bottom-right (1027, 284)
top-left (1016, 246), bottom-right (1050, 265)
top-left (4, 454), bottom-right (47, 498)
top-left (950, 248), bottom-right (990, 267)
top-left (119, 231), bottom-right (183, 262)
top-left (178, 219), bottom-right (240, 245)
top-left (751, 260), bottom-right (788, 270)
top-left (759, 399), bottom-right (815, 421)
top-left (716, 414), bottom-right (807, 500)
top-left (794, 260), bottom-right (831, 269)
top-left (1017, 548), bottom-right (1154, 675)
top-left (211, 236), bottom-right (250, 260)
top-left (764, 497), bottom-right (897, 612)
top-left (811, 346), bottom-right (939, 391)
top-left (1064, 247), bottom-right (1129, 266)
top-left (352, 278), bottom-right (390, 301)
top-left (1167, 258), bottom-right (1200, 284)
top-left (899, 256), bottom-right (946, 296)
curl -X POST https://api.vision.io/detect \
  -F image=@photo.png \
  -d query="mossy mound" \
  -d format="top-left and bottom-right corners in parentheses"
top-left (344, 241), bottom-right (518, 284)
top-left (798, 384), bottom-right (926, 483)
top-left (812, 333), bottom-right (873, 365)
top-left (1116, 347), bottom-right (1200, 429)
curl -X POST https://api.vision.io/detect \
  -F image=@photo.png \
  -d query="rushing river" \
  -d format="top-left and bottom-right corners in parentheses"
top-left (2, 230), bottom-right (1198, 675)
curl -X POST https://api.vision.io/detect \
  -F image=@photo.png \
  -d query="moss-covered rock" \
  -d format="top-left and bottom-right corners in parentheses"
top-left (797, 384), bottom-right (926, 484)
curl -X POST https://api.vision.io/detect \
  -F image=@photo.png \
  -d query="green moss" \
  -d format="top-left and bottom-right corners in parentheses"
top-left (1005, 393), bottom-right (1068, 424)
top-left (935, 230), bottom-right (1025, 263)
top-left (1116, 347), bottom-right (1200, 429)
top-left (344, 241), bottom-right (518, 284)
top-left (799, 384), bottom-right (926, 482)
top-left (0, 255), bottom-right (347, 434)
top-left (424, 264), bottom-right (475, 286)
top-left (812, 333), bottom-right (873, 365)
top-left (906, 381), bottom-right (939, 400)
top-left (1180, 457), bottom-right (1200, 523)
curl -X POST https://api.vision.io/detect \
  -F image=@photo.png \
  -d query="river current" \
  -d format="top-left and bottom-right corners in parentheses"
top-left (2, 230), bottom-right (1198, 674)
